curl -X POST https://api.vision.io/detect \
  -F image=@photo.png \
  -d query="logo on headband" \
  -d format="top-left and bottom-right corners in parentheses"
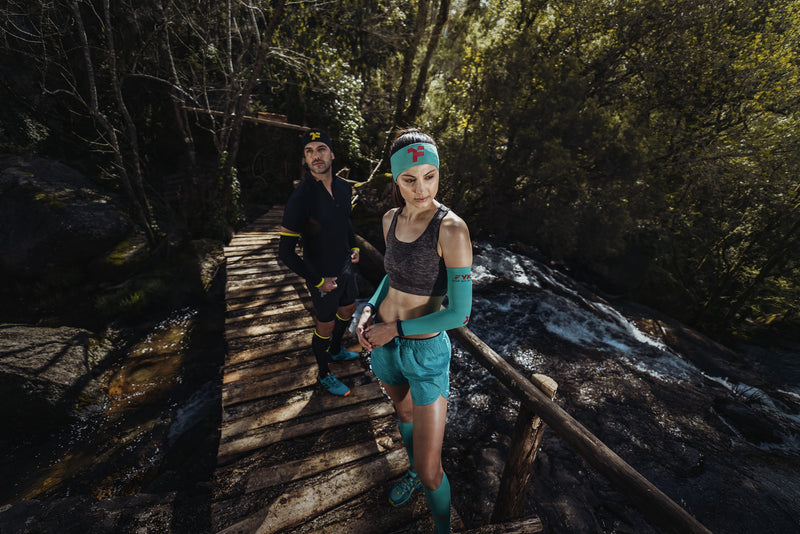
top-left (310, 131), bottom-right (321, 140)
top-left (408, 145), bottom-right (426, 163)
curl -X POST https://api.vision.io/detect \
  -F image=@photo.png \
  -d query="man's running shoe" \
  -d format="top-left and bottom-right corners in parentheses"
top-left (319, 372), bottom-right (351, 396)
top-left (330, 348), bottom-right (359, 361)
top-left (389, 468), bottom-right (422, 507)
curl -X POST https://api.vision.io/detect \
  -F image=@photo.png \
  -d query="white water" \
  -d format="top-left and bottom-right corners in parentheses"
top-left (464, 242), bottom-right (800, 453)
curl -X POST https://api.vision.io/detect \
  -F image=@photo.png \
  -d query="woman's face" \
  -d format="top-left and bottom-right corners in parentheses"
top-left (395, 163), bottom-right (439, 208)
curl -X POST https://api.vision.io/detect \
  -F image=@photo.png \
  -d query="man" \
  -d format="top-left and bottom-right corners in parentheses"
top-left (278, 128), bottom-right (361, 396)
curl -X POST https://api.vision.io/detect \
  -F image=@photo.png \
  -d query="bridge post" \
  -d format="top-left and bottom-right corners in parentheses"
top-left (491, 374), bottom-right (558, 523)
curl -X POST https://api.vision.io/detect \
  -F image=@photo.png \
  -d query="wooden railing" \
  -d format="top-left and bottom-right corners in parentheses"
top-left (357, 235), bottom-right (712, 534)
top-left (449, 327), bottom-right (711, 534)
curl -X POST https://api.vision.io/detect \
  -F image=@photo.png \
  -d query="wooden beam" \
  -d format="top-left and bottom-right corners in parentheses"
top-left (182, 105), bottom-right (308, 131)
top-left (244, 434), bottom-right (400, 493)
top-left (218, 399), bottom-right (397, 461)
top-left (222, 382), bottom-right (384, 439)
top-left (492, 374), bottom-right (557, 522)
top-left (217, 448), bottom-right (408, 534)
top-left (459, 518), bottom-right (544, 533)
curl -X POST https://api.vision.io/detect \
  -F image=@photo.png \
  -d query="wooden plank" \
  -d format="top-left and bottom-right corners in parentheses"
top-left (225, 329), bottom-right (312, 365)
top-left (244, 434), bottom-right (400, 493)
top-left (224, 242), bottom-right (279, 252)
top-left (226, 291), bottom-right (310, 311)
top-left (216, 447), bottom-right (408, 534)
top-left (223, 382), bottom-right (384, 440)
top-left (225, 265), bottom-right (286, 278)
top-left (225, 301), bottom-right (311, 324)
top-left (225, 284), bottom-right (306, 305)
top-left (221, 360), bottom-right (365, 406)
top-left (218, 400), bottom-right (396, 461)
top-left (225, 299), bottom-right (312, 323)
top-left (460, 518), bottom-right (544, 533)
top-left (226, 273), bottom-right (291, 289)
top-left (222, 351), bottom-right (314, 384)
top-left (225, 315), bottom-right (315, 340)
top-left (281, 483), bottom-right (429, 534)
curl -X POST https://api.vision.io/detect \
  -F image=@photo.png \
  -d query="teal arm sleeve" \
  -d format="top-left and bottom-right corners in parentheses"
top-left (398, 267), bottom-right (472, 336)
top-left (365, 274), bottom-right (390, 312)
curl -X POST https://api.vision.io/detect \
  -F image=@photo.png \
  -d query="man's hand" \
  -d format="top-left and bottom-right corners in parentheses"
top-left (318, 277), bottom-right (338, 296)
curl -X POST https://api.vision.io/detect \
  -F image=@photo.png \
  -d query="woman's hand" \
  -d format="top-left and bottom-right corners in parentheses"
top-left (363, 321), bottom-right (399, 349)
top-left (356, 307), bottom-right (375, 350)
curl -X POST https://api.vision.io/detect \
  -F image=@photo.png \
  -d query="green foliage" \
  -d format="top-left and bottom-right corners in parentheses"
top-left (3, 0), bottom-right (798, 340)
top-left (410, 0), bottom-right (800, 339)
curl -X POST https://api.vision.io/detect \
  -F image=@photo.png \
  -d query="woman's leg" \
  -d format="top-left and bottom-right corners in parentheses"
top-left (413, 395), bottom-right (450, 533)
top-left (381, 382), bottom-right (414, 459)
top-left (381, 382), bottom-right (424, 506)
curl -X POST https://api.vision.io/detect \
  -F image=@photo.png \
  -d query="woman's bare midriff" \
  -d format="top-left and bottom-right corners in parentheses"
top-left (377, 287), bottom-right (445, 339)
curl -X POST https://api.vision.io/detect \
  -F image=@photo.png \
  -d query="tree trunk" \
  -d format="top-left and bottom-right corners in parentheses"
top-left (405, 0), bottom-right (450, 122)
top-left (71, 0), bottom-right (156, 243)
top-left (380, 0), bottom-right (431, 163)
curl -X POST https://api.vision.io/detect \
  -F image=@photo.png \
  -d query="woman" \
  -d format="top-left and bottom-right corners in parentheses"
top-left (356, 128), bottom-right (472, 534)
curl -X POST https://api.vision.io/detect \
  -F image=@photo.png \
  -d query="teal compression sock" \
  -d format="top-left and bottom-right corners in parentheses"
top-left (398, 420), bottom-right (414, 468)
top-left (424, 471), bottom-right (451, 534)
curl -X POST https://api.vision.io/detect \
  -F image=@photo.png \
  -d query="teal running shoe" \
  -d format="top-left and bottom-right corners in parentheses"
top-left (319, 372), bottom-right (351, 396)
top-left (330, 348), bottom-right (360, 361)
top-left (389, 468), bottom-right (422, 507)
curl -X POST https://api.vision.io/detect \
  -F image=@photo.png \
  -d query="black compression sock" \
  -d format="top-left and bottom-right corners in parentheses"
top-left (329, 313), bottom-right (351, 355)
top-left (312, 330), bottom-right (331, 375)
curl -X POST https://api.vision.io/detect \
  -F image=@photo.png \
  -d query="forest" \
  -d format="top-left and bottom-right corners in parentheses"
top-left (2, 0), bottom-right (799, 343)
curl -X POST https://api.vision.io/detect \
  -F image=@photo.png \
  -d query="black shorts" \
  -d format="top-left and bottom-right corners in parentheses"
top-left (307, 262), bottom-right (358, 322)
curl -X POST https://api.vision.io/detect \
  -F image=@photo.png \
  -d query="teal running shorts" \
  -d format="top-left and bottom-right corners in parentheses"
top-left (370, 332), bottom-right (451, 406)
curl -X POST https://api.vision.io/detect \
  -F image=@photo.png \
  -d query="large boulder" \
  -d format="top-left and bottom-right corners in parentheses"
top-left (0, 324), bottom-right (114, 433)
top-left (0, 155), bottom-right (131, 279)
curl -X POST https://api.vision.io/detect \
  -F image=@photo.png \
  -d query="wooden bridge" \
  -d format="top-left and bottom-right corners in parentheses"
top-left (211, 207), bottom-right (711, 534)
top-left (212, 208), bottom-right (466, 533)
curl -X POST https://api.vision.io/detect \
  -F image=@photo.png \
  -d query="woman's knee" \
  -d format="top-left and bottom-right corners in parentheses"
top-left (416, 464), bottom-right (443, 490)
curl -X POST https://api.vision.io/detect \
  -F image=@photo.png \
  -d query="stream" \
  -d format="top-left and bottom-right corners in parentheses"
top-left (444, 242), bottom-right (800, 533)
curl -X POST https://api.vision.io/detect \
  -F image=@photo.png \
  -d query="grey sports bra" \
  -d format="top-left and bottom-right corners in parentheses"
top-left (384, 205), bottom-right (448, 296)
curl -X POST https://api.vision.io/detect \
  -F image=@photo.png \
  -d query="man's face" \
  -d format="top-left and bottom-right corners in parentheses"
top-left (304, 142), bottom-right (334, 176)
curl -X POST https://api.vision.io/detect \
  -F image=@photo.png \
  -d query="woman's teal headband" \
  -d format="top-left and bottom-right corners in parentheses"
top-left (390, 142), bottom-right (439, 181)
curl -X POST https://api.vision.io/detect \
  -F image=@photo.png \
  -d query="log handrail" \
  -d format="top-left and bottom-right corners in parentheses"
top-left (448, 327), bottom-right (712, 534)
top-left (357, 236), bottom-right (711, 534)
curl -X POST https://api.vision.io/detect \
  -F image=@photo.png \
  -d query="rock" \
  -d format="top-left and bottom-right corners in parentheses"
top-left (0, 155), bottom-right (131, 279)
top-left (712, 396), bottom-right (785, 445)
top-left (191, 238), bottom-right (226, 291)
top-left (0, 324), bottom-right (114, 433)
top-left (0, 493), bottom-right (181, 534)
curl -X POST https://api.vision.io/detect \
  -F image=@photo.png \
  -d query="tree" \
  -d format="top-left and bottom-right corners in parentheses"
top-left (3, 0), bottom-right (158, 242)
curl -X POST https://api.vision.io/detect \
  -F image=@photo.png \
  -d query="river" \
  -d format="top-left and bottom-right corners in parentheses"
top-left (444, 242), bottom-right (800, 533)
